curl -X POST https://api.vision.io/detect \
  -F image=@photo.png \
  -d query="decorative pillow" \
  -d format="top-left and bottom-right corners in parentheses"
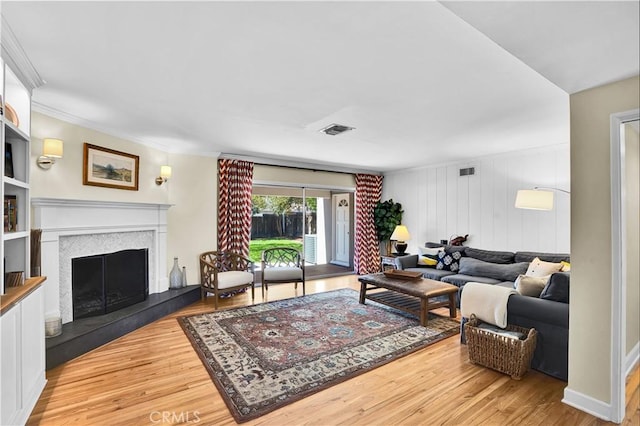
top-left (418, 256), bottom-right (438, 266)
top-left (418, 246), bottom-right (444, 259)
top-left (560, 261), bottom-right (571, 272)
top-left (540, 272), bottom-right (570, 303)
top-left (514, 274), bottom-right (550, 297)
top-left (458, 257), bottom-right (529, 282)
top-left (525, 257), bottom-right (563, 277)
top-left (436, 250), bottom-right (463, 272)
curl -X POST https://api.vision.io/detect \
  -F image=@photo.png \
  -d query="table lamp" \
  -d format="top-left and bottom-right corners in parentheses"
top-left (390, 225), bottom-right (411, 255)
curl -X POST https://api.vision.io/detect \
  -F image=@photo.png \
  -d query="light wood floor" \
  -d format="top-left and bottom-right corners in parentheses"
top-left (29, 275), bottom-right (639, 425)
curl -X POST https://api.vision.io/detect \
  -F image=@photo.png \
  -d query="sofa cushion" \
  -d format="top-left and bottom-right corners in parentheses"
top-left (465, 247), bottom-right (515, 264)
top-left (514, 274), bottom-right (549, 297)
top-left (436, 250), bottom-right (464, 272)
top-left (395, 254), bottom-right (418, 269)
top-left (407, 268), bottom-right (456, 280)
top-left (426, 242), bottom-right (467, 254)
top-left (441, 274), bottom-right (501, 287)
top-left (540, 272), bottom-right (570, 303)
top-left (458, 257), bottom-right (529, 282)
top-left (515, 251), bottom-right (570, 263)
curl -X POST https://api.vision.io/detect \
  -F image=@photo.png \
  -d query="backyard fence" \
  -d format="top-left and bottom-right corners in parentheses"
top-left (251, 212), bottom-right (317, 239)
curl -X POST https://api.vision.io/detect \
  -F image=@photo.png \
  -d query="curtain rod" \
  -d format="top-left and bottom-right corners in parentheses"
top-left (219, 153), bottom-right (382, 176)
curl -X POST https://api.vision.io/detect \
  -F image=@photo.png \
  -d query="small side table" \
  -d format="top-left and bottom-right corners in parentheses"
top-left (380, 253), bottom-right (411, 271)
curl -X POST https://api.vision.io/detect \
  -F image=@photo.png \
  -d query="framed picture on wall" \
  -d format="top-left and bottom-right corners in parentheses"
top-left (83, 143), bottom-right (139, 191)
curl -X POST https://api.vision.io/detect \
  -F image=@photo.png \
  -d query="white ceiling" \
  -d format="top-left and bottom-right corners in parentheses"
top-left (2, 1), bottom-right (638, 172)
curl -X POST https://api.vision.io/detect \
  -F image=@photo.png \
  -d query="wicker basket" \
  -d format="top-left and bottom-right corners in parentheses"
top-left (464, 314), bottom-right (537, 380)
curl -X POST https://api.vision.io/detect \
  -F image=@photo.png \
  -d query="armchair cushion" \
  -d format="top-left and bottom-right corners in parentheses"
top-left (216, 271), bottom-right (254, 290)
top-left (263, 267), bottom-right (303, 281)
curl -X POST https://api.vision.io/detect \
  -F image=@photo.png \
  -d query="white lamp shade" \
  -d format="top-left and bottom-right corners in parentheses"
top-left (160, 165), bottom-right (172, 179)
top-left (390, 225), bottom-right (411, 241)
top-left (515, 190), bottom-right (554, 210)
top-left (43, 138), bottom-right (63, 158)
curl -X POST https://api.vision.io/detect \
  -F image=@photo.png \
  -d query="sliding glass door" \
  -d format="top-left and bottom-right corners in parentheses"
top-left (250, 185), bottom-right (353, 272)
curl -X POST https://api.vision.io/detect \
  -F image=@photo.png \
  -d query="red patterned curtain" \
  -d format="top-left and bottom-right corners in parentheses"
top-left (354, 174), bottom-right (383, 274)
top-left (217, 159), bottom-right (254, 257)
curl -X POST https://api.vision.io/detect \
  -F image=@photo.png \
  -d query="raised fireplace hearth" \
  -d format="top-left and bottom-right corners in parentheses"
top-left (32, 198), bottom-right (171, 324)
top-left (72, 249), bottom-right (149, 320)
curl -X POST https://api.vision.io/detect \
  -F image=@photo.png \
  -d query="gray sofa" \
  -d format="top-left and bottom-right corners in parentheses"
top-left (394, 244), bottom-right (570, 381)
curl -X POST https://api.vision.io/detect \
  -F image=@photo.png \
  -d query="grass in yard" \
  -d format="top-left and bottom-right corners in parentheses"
top-left (249, 238), bottom-right (302, 263)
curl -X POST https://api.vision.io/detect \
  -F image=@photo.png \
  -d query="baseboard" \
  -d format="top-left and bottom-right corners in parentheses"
top-left (626, 341), bottom-right (640, 377)
top-left (562, 387), bottom-right (611, 422)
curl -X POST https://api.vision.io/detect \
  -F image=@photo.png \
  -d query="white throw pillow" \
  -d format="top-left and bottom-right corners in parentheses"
top-left (515, 274), bottom-right (550, 297)
top-left (418, 246), bottom-right (444, 256)
top-left (525, 257), bottom-right (563, 277)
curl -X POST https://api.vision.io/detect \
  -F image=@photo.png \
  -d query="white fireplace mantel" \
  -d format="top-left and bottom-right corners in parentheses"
top-left (32, 197), bottom-right (172, 323)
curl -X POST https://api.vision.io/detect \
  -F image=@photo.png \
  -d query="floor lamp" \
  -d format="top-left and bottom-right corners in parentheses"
top-left (515, 187), bottom-right (570, 211)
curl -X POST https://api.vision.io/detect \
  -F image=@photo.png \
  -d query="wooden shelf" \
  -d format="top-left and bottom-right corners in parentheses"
top-left (0, 276), bottom-right (46, 315)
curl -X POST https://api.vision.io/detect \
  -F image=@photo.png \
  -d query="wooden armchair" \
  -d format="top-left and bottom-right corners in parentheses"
top-left (199, 251), bottom-right (255, 309)
top-left (261, 247), bottom-right (305, 298)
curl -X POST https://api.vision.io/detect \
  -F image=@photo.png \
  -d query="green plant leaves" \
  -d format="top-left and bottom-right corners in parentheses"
top-left (373, 199), bottom-right (403, 242)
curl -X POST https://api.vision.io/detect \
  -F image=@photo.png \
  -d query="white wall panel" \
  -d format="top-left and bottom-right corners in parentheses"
top-left (383, 144), bottom-right (570, 254)
top-left (446, 166), bottom-right (458, 240)
top-left (457, 166), bottom-right (469, 237)
top-left (426, 168), bottom-right (438, 242)
top-left (436, 167), bottom-right (447, 243)
top-left (468, 164), bottom-right (482, 247)
top-left (417, 168), bottom-right (428, 245)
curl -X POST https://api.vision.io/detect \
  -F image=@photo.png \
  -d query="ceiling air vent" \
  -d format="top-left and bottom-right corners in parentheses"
top-left (459, 167), bottom-right (475, 176)
top-left (319, 124), bottom-right (355, 136)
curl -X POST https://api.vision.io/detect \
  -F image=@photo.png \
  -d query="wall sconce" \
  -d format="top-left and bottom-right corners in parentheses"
top-left (36, 138), bottom-right (64, 170)
top-left (155, 165), bottom-right (172, 185)
top-left (515, 186), bottom-right (570, 211)
top-left (390, 224), bottom-right (411, 255)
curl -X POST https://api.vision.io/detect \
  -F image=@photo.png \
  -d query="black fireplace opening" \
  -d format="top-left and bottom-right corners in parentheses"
top-left (72, 249), bottom-right (149, 320)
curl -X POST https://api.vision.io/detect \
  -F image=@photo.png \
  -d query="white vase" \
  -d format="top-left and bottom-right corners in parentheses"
top-left (181, 266), bottom-right (187, 287)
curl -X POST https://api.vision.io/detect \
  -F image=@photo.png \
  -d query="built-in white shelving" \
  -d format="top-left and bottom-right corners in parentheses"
top-left (1, 43), bottom-right (47, 426)
top-left (2, 60), bottom-right (32, 294)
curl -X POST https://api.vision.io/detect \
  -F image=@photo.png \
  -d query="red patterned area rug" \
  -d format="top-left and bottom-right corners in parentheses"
top-left (178, 288), bottom-right (459, 423)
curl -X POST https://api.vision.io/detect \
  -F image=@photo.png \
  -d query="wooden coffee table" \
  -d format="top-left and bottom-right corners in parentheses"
top-left (358, 273), bottom-right (459, 326)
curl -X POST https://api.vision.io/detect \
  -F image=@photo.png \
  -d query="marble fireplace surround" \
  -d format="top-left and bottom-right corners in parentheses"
top-left (32, 198), bottom-right (171, 324)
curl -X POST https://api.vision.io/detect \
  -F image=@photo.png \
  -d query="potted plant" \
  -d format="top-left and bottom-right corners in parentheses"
top-left (373, 199), bottom-right (403, 255)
